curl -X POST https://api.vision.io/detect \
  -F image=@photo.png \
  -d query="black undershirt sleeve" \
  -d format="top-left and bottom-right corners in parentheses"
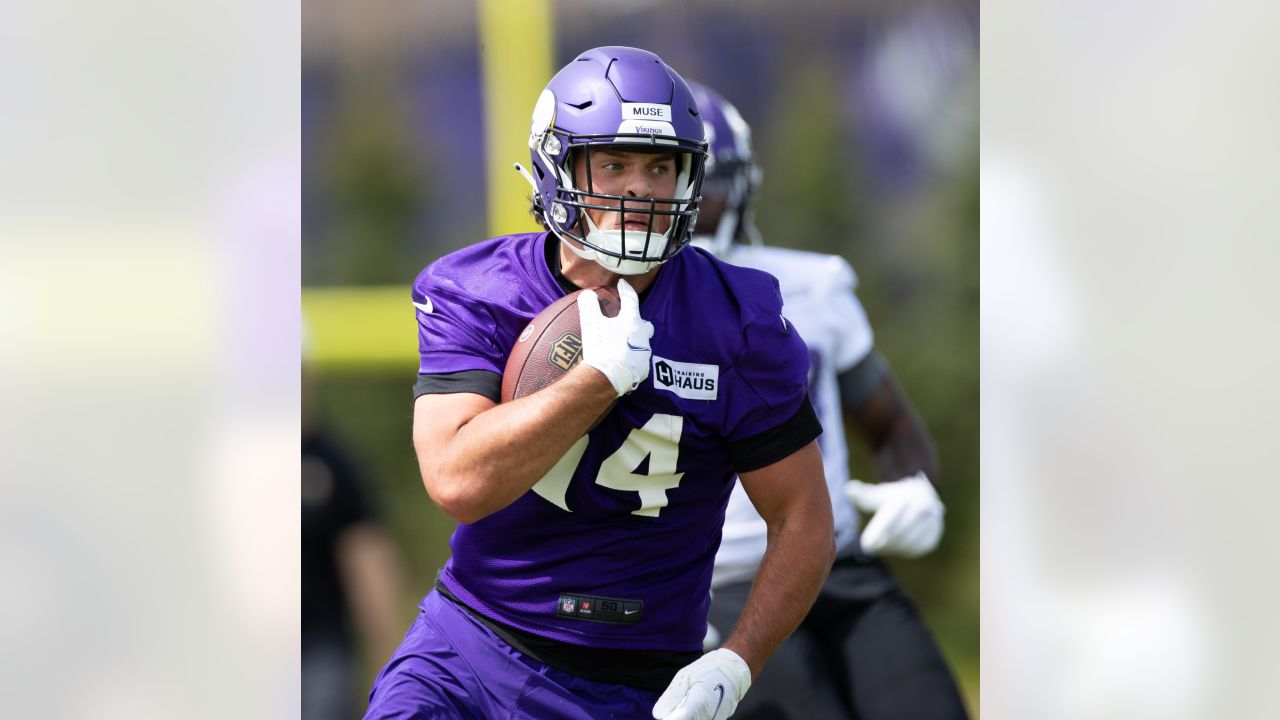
top-left (837, 350), bottom-right (888, 412)
top-left (413, 370), bottom-right (502, 403)
top-left (728, 393), bottom-right (823, 473)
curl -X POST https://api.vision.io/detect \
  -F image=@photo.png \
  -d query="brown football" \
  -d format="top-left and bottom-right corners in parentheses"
top-left (501, 286), bottom-right (621, 402)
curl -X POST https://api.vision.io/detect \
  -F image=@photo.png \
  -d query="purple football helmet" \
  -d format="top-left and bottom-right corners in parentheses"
top-left (516, 46), bottom-right (708, 275)
top-left (687, 81), bottom-right (762, 257)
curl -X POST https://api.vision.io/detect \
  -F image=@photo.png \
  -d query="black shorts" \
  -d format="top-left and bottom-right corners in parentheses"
top-left (707, 553), bottom-right (968, 720)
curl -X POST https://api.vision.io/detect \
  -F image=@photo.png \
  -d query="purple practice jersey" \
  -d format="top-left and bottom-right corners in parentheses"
top-left (412, 231), bottom-right (814, 653)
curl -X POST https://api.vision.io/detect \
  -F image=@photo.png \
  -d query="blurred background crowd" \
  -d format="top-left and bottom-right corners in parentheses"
top-left (302, 0), bottom-right (978, 715)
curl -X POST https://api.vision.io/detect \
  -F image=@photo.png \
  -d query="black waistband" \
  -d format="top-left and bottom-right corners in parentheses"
top-left (435, 582), bottom-right (699, 691)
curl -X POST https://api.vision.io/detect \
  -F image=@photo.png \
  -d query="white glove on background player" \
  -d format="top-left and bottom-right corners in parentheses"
top-left (845, 472), bottom-right (945, 558)
top-left (578, 278), bottom-right (654, 397)
top-left (652, 648), bottom-right (751, 720)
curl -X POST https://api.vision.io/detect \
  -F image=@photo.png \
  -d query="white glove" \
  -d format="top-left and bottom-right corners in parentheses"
top-left (652, 648), bottom-right (751, 720)
top-left (845, 472), bottom-right (945, 558)
top-left (578, 278), bottom-right (654, 397)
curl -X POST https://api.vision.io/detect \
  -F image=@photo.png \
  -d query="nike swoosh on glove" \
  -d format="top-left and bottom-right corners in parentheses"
top-left (577, 278), bottom-right (654, 397)
top-left (845, 472), bottom-right (945, 558)
top-left (652, 648), bottom-right (751, 720)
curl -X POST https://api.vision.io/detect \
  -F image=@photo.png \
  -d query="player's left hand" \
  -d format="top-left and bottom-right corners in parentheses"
top-left (845, 472), bottom-right (945, 558)
top-left (652, 648), bottom-right (751, 720)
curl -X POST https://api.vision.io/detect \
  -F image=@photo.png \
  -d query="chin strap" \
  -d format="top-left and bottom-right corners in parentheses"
top-left (557, 230), bottom-right (655, 277)
top-left (581, 213), bottom-right (669, 275)
top-left (559, 235), bottom-right (597, 262)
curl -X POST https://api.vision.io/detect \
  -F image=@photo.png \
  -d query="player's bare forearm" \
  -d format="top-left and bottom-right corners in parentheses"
top-left (872, 413), bottom-right (937, 484)
top-left (414, 364), bottom-right (616, 523)
top-left (850, 373), bottom-right (939, 484)
top-left (722, 514), bottom-right (832, 678)
top-left (726, 442), bottom-right (835, 677)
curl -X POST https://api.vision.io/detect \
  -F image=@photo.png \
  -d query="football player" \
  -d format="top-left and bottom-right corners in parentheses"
top-left (690, 81), bottom-right (969, 719)
top-left (364, 48), bottom-right (835, 720)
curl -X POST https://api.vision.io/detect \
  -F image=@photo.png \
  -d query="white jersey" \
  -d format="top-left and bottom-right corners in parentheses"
top-left (712, 245), bottom-right (874, 587)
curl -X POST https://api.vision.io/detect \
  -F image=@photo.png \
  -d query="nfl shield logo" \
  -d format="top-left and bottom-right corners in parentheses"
top-left (561, 596), bottom-right (576, 613)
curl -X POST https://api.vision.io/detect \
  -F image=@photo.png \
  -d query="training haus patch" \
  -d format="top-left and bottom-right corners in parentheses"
top-left (651, 356), bottom-right (719, 400)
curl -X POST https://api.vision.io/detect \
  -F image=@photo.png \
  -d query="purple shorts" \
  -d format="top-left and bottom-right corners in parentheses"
top-left (364, 590), bottom-right (662, 719)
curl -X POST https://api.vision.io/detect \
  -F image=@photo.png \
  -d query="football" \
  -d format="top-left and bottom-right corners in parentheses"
top-left (501, 286), bottom-right (621, 402)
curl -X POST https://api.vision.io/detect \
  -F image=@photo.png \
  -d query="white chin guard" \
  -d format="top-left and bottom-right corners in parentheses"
top-left (563, 213), bottom-right (670, 275)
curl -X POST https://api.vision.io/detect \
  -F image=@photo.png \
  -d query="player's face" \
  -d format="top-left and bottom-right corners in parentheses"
top-left (574, 148), bottom-right (679, 235)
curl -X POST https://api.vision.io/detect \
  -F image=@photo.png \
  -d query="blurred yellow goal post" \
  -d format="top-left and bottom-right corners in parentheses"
top-left (303, 0), bottom-right (551, 370)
